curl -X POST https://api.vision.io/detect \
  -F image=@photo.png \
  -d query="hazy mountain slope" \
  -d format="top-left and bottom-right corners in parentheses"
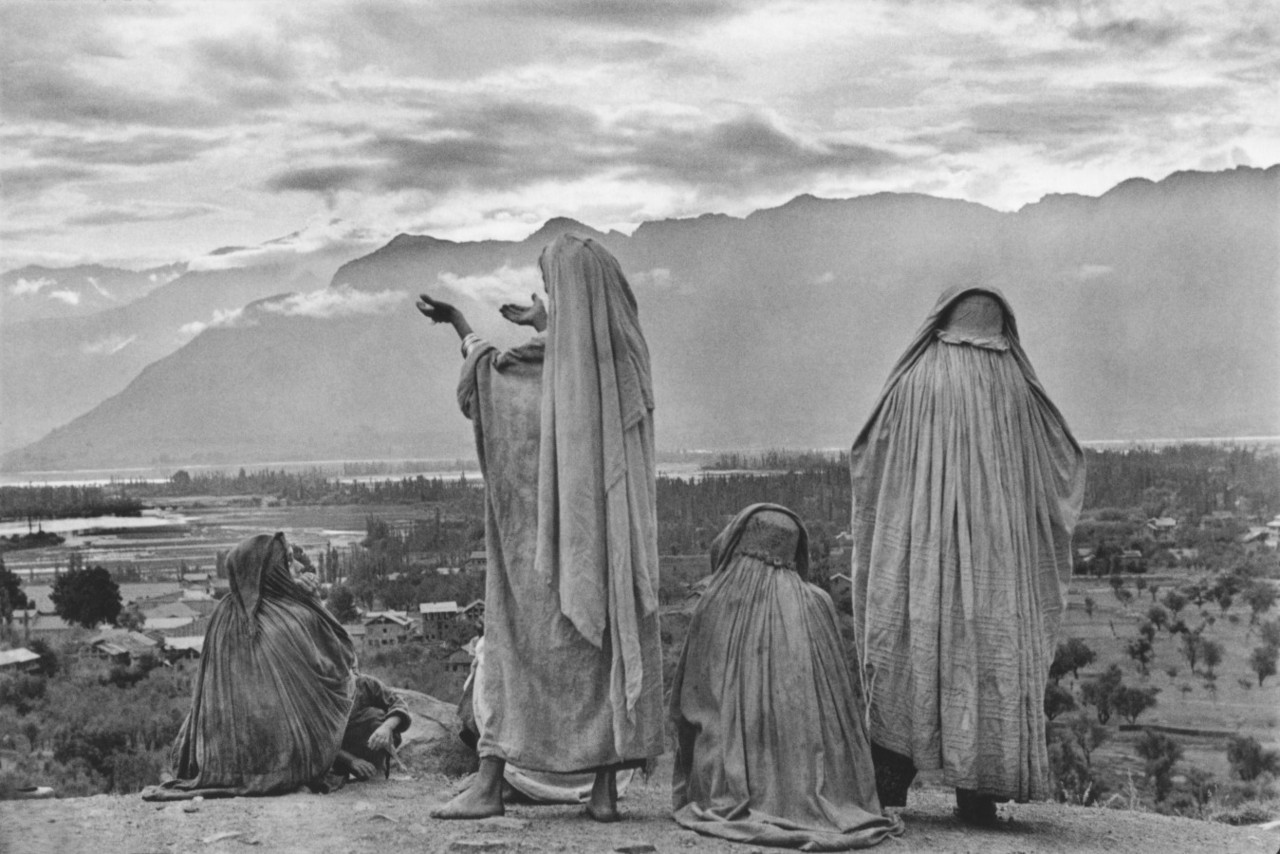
top-left (0, 224), bottom-right (381, 453)
top-left (4, 165), bottom-right (1275, 471)
top-left (0, 263), bottom-right (185, 325)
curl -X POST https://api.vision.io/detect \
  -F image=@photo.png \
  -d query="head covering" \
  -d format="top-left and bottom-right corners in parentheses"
top-left (225, 532), bottom-right (287, 622)
top-left (852, 285), bottom-right (1076, 454)
top-left (709, 503), bottom-right (810, 581)
top-left (848, 285), bottom-right (1086, 801)
top-left (942, 292), bottom-right (1006, 338)
top-left (534, 234), bottom-right (658, 722)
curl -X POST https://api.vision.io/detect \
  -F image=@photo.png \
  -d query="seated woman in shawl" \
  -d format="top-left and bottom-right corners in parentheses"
top-left (849, 287), bottom-right (1085, 824)
top-left (142, 533), bottom-right (356, 800)
top-left (670, 504), bottom-right (903, 851)
top-left (416, 234), bottom-right (664, 822)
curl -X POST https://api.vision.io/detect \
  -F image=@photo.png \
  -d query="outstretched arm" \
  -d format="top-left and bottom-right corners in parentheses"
top-left (499, 293), bottom-right (547, 332)
top-left (417, 294), bottom-right (474, 341)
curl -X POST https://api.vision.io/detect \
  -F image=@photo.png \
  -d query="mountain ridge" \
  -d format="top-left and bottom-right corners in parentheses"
top-left (3, 165), bottom-right (1277, 471)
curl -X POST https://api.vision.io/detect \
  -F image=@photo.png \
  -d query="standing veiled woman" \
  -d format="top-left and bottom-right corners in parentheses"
top-left (849, 287), bottom-right (1085, 822)
top-left (418, 233), bottom-right (664, 821)
top-left (670, 504), bottom-right (903, 851)
top-left (143, 533), bottom-right (356, 800)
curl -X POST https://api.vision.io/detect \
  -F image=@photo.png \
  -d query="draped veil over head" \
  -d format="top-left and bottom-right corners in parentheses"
top-left (670, 504), bottom-right (903, 850)
top-left (534, 234), bottom-right (660, 735)
top-left (143, 533), bottom-right (355, 800)
top-left (457, 233), bottom-right (664, 774)
top-left (850, 285), bottom-right (1085, 803)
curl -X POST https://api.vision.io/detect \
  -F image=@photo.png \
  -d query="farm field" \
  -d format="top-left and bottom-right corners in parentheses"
top-left (1055, 574), bottom-right (1280, 787)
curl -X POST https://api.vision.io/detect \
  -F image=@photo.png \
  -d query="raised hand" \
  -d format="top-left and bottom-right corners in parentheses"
top-left (417, 293), bottom-right (458, 324)
top-left (499, 293), bottom-right (547, 332)
top-left (417, 293), bottom-right (473, 341)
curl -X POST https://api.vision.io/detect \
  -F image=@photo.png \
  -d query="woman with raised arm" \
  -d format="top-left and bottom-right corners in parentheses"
top-left (418, 233), bottom-right (664, 822)
top-left (142, 533), bottom-right (356, 800)
top-left (849, 286), bottom-right (1085, 824)
top-left (670, 504), bottom-right (903, 850)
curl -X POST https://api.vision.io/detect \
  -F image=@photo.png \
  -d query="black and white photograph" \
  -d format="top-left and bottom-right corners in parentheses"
top-left (0, 1), bottom-right (1277, 852)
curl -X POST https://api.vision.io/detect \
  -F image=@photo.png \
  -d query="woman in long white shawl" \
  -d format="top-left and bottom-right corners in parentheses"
top-left (417, 234), bottom-right (664, 821)
top-left (849, 286), bottom-right (1085, 823)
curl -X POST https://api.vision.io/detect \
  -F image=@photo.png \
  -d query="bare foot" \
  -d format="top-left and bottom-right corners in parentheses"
top-left (585, 769), bottom-right (620, 823)
top-left (431, 784), bottom-right (504, 820)
top-left (431, 756), bottom-right (505, 820)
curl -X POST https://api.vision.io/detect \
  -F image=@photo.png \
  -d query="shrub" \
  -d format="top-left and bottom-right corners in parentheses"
top-left (1135, 729), bottom-right (1183, 802)
top-left (1226, 735), bottom-right (1280, 781)
top-left (0, 674), bottom-right (47, 715)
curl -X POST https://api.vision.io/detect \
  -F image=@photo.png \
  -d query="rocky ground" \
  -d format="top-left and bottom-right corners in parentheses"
top-left (3, 761), bottom-right (1278, 854)
top-left (3, 690), bottom-right (1277, 854)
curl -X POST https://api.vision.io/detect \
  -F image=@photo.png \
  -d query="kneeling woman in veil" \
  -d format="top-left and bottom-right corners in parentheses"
top-left (669, 504), bottom-right (903, 850)
top-left (143, 533), bottom-right (356, 800)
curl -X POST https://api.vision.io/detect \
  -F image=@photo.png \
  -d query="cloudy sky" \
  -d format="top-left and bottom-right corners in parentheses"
top-left (2, 0), bottom-right (1276, 271)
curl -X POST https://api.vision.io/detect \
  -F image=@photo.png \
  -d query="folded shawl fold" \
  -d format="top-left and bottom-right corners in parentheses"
top-left (533, 234), bottom-right (659, 725)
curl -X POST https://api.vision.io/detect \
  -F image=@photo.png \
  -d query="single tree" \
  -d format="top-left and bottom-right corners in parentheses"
top-left (1200, 639), bottom-right (1225, 677)
top-left (0, 557), bottom-right (32, 625)
top-left (1050, 638), bottom-right (1097, 682)
top-left (1135, 729), bottom-right (1183, 802)
top-left (1180, 631), bottom-right (1203, 672)
top-left (1044, 682), bottom-right (1077, 721)
top-left (1249, 644), bottom-right (1277, 687)
top-left (1226, 735), bottom-right (1280, 781)
top-left (1126, 634), bottom-right (1155, 675)
top-left (1144, 605), bottom-right (1169, 634)
top-left (1083, 596), bottom-right (1096, 619)
top-left (1112, 685), bottom-right (1159, 725)
top-left (325, 584), bottom-right (359, 624)
top-left (1261, 619), bottom-right (1280, 649)
top-left (1242, 581), bottom-right (1277, 626)
top-left (50, 565), bottom-right (122, 629)
top-left (1161, 588), bottom-right (1188, 617)
top-left (1082, 664), bottom-right (1124, 725)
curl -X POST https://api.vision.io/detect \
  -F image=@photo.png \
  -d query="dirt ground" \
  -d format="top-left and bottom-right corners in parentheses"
top-left (2, 755), bottom-right (1277, 854)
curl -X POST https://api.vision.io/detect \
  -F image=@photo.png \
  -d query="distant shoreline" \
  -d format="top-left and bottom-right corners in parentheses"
top-left (2, 435), bottom-right (1278, 486)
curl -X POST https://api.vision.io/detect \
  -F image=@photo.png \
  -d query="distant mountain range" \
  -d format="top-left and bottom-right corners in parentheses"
top-left (3, 165), bottom-right (1277, 472)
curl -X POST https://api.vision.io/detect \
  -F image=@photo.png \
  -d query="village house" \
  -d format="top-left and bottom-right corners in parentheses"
top-left (18, 612), bottom-right (77, 647)
top-left (362, 611), bottom-right (414, 648)
top-left (1242, 527), bottom-right (1277, 551)
top-left (0, 647), bottom-right (42, 674)
top-left (461, 599), bottom-right (484, 624)
top-left (464, 550), bottom-right (487, 574)
top-left (1119, 549), bottom-right (1147, 572)
top-left (445, 647), bottom-right (475, 674)
top-left (85, 628), bottom-right (159, 667)
top-left (1145, 517), bottom-right (1178, 541)
top-left (343, 622), bottom-right (367, 648)
top-left (419, 601), bottom-right (460, 641)
top-left (163, 635), bottom-right (204, 666)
